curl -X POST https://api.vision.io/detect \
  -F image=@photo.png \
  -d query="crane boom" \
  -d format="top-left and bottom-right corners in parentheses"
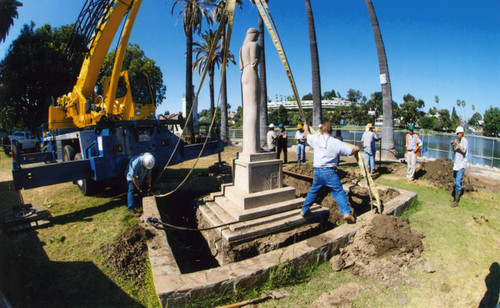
top-left (49, 0), bottom-right (150, 130)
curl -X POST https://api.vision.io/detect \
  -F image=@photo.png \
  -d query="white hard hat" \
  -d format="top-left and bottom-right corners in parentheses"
top-left (142, 152), bottom-right (155, 169)
top-left (318, 124), bottom-right (322, 128)
top-left (455, 126), bottom-right (464, 134)
top-left (269, 123), bottom-right (275, 128)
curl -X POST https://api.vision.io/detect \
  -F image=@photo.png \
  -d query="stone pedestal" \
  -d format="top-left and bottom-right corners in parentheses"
top-left (197, 151), bottom-right (329, 265)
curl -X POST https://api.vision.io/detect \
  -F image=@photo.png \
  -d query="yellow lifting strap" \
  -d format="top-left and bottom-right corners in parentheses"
top-left (153, 0), bottom-right (236, 196)
top-left (253, 0), bottom-right (309, 129)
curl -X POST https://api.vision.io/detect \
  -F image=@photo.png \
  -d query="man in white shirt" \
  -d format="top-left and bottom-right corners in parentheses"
top-left (451, 126), bottom-right (468, 207)
top-left (266, 124), bottom-right (276, 151)
top-left (300, 122), bottom-right (360, 224)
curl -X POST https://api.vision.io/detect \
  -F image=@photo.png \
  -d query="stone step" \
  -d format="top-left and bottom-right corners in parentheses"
top-left (221, 206), bottom-right (329, 244)
top-left (197, 202), bottom-right (226, 230)
top-left (229, 203), bottom-right (323, 232)
top-left (213, 195), bottom-right (304, 222)
top-left (222, 185), bottom-right (296, 210)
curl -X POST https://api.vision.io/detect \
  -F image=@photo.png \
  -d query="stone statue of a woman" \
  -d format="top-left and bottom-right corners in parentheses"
top-left (239, 28), bottom-right (261, 154)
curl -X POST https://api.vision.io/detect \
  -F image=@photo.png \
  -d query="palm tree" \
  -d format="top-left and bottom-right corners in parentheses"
top-left (193, 29), bottom-right (235, 121)
top-left (435, 95), bottom-right (439, 105)
top-left (0, 0), bottom-right (22, 43)
top-left (365, 0), bottom-right (396, 159)
top-left (213, 0), bottom-right (242, 143)
top-left (171, 0), bottom-right (213, 143)
top-left (304, 0), bottom-right (322, 129)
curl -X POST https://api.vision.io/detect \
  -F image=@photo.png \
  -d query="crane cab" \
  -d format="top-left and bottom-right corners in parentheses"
top-left (101, 71), bottom-right (156, 121)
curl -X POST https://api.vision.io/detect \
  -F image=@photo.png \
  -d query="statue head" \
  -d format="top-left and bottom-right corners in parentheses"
top-left (245, 28), bottom-right (259, 42)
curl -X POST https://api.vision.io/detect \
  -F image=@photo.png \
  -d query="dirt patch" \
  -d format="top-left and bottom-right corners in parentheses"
top-left (415, 158), bottom-right (474, 192)
top-left (330, 214), bottom-right (427, 289)
top-left (312, 282), bottom-right (363, 308)
top-left (99, 225), bottom-right (149, 281)
top-left (383, 159), bottom-right (475, 192)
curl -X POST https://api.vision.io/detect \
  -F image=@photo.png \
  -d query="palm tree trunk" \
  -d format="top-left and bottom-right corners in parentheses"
top-left (185, 27), bottom-right (194, 143)
top-left (209, 65), bottom-right (215, 121)
top-left (258, 14), bottom-right (268, 146)
top-left (220, 29), bottom-right (229, 143)
top-left (305, 0), bottom-right (322, 129)
top-left (365, 0), bottom-right (396, 159)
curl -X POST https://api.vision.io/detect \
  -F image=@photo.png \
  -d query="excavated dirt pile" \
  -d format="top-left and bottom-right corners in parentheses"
top-left (99, 225), bottom-right (149, 281)
top-left (329, 214), bottom-right (429, 289)
top-left (388, 158), bottom-right (474, 191)
top-left (417, 158), bottom-right (474, 191)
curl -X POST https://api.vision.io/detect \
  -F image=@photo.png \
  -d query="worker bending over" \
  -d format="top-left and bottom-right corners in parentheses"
top-left (126, 152), bottom-right (155, 215)
top-left (300, 122), bottom-right (359, 224)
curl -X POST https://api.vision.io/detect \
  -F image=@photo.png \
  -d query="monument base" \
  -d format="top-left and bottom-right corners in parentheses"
top-left (197, 151), bottom-right (329, 265)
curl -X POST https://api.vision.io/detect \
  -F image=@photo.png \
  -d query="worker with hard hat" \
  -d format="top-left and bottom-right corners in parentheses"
top-left (450, 126), bottom-right (468, 207)
top-left (276, 124), bottom-right (288, 163)
top-left (405, 124), bottom-right (422, 181)
top-left (267, 123), bottom-right (276, 152)
top-left (295, 124), bottom-right (306, 163)
top-left (126, 152), bottom-right (155, 215)
top-left (361, 123), bottom-right (381, 173)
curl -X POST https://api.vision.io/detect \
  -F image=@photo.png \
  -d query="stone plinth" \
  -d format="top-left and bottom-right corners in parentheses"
top-left (196, 151), bottom-right (330, 265)
top-left (233, 155), bottom-right (282, 194)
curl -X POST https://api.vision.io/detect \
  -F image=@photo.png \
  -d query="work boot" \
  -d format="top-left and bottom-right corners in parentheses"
top-left (343, 214), bottom-right (356, 224)
top-left (449, 189), bottom-right (456, 202)
top-left (450, 190), bottom-right (461, 208)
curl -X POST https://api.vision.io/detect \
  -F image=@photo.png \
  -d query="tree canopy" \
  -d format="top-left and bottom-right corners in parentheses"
top-left (0, 23), bottom-right (79, 131)
top-left (483, 107), bottom-right (500, 136)
top-left (97, 43), bottom-right (166, 105)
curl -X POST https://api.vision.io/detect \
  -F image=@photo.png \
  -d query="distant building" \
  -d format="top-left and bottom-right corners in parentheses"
top-left (267, 98), bottom-right (357, 110)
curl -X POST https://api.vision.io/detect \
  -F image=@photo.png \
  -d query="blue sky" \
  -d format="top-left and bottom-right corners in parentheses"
top-left (1, 0), bottom-right (499, 119)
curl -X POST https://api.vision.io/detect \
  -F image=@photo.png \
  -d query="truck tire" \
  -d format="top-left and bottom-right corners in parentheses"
top-left (63, 145), bottom-right (76, 162)
top-left (74, 153), bottom-right (97, 196)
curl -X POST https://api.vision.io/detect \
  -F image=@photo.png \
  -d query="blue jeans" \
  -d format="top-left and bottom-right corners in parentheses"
top-left (297, 143), bottom-right (306, 162)
top-left (302, 168), bottom-right (351, 217)
top-left (364, 149), bottom-right (375, 173)
top-left (453, 168), bottom-right (465, 192)
top-left (127, 181), bottom-right (140, 210)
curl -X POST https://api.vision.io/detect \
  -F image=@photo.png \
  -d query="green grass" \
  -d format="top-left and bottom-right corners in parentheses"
top-left (2, 150), bottom-right (499, 307)
top-left (0, 152), bottom-right (160, 307)
top-left (217, 175), bottom-right (500, 307)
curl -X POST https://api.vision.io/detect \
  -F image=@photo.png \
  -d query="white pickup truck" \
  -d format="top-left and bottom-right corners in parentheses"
top-left (4, 131), bottom-right (40, 152)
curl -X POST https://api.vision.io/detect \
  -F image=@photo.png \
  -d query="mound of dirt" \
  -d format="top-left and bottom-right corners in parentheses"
top-left (418, 158), bottom-right (474, 191)
top-left (312, 282), bottom-right (363, 308)
top-left (330, 214), bottom-right (427, 289)
top-left (99, 226), bottom-right (149, 281)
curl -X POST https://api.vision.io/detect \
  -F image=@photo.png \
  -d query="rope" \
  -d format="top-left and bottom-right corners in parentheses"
top-left (253, 0), bottom-right (312, 132)
top-left (153, 0), bottom-right (236, 198)
top-left (146, 216), bottom-right (237, 231)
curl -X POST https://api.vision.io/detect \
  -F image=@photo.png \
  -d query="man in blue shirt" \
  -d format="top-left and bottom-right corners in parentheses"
top-left (126, 152), bottom-right (155, 215)
top-left (301, 122), bottom-right (360, 224)
top-left (361, 123), bottom-right (381, 173)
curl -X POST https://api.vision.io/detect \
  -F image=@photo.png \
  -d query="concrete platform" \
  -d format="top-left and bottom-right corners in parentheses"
top-left (142, 184), bottom-right (417, 307)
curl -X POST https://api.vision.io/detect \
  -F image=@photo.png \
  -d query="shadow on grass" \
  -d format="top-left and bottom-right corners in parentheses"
top-left (479, 262), bottom-right (500, 308)
top-left (1, 230), bottom-right (144, 307)
top-left (0, 184), bottom-right (142, 307)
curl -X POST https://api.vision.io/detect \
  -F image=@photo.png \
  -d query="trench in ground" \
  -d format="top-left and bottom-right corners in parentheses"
top-left (155, 171), bottom-right (393, 274)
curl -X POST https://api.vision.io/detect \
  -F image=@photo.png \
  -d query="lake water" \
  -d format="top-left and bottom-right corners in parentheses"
top-left (229, 128), bottom-right (500, 168)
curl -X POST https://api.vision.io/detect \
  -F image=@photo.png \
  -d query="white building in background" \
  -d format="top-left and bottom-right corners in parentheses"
top-left (267, 98), bottom-right (357, 110)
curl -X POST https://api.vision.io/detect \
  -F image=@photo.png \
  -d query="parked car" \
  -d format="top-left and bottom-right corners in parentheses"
top-left (4, 131), bottom-right (41, 152)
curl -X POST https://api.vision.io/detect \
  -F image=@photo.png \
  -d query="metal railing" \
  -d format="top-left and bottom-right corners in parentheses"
top-left (229, 127), bottom-right (500, 168)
